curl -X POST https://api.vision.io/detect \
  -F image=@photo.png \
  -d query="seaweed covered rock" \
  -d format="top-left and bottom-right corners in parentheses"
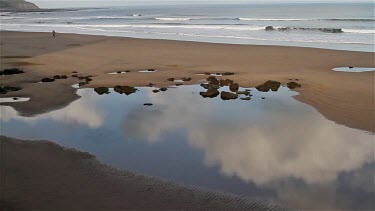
top-left (265, 26), bottom-right (275, 31)
top-left (287, 82), bottom-right (302, 89)
top-left (0, 86), bottom-right (22, 94)
top-left (200, 89), bottom-right (220, 98)
top-left (220, 79), bottom-right (233, 87)
top-left (0, 68), bottom-right (24, 75)
top-left (207, 76), bottom-right (219, 84)
top-left (201, 83), bottom-right (220, 90)
top-left (94, 87), bottom-right (109, 95)
top-left (114, 86), bottom-right (137, 95)
top-left (221, 91), bottom-right (238, 100)
top-left (41, 78), bottom-right (55, 82)
top-left (222, 72), bottom-right (235, 76)
top-left (229, 83), bottom-right (239, 92)
top-left (256, 80), bottom-right (281, 92)
top-left (181, 77), bottom-right (192, 82)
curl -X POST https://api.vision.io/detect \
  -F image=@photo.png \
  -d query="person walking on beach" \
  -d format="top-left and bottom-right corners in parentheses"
top-left (52, 30), bottom-right (56, 37)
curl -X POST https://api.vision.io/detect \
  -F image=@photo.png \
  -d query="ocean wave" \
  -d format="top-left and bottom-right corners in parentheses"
top-left (324, 18), bottom-right (375, 22)
top-left (238, 18), bottom-right (375, 22)
top-left (343, 29), bottom-right (375, 34)
top-left (265, 26), bottom-right (345, 33)
top-left (2, 23), bottom-right (373, 35)
top-left (155, 17), bottom-right (192, 21)
top-left (238, 18), bottom-right (307, 21)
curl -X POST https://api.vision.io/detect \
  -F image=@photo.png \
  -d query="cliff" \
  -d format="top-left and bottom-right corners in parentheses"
top-left (0, 0), bottom-right (39, 11)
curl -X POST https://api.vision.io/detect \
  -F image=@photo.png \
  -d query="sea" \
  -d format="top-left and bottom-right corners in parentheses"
top-left (0, 3), bottom-right (374, 52)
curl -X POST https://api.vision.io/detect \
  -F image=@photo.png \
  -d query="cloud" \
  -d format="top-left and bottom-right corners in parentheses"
top-left (0, 89), bottom-right (104, 128)
top-left (123, 87), bottom-right (374, 185)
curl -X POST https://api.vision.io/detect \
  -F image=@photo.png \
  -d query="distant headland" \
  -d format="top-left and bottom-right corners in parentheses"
top-left (0, 0), bottom-right (40, 11)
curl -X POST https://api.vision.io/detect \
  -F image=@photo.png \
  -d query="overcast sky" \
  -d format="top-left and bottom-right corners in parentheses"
top-left (29, 0), bottom-right (373, 8)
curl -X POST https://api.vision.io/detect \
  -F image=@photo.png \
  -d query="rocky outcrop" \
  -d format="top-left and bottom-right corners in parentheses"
top-left (221, 91), bottom-right (238, 100)
top-left (114, 86), bottom-right (137, 95)
top-left (287, 82), bottom-right (302, 89)
top-left (0, 68), bottom-right (24, 75)
top-left (0, 0), bottom-right (40, 11)
top-left (94, 87), bottom-right (109, 95)
top-left (256, 80), bottom-right (281, 92)
top-left (200, 89), bottom-right (220, 98)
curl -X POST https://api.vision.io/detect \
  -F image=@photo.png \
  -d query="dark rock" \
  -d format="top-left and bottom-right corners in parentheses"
top-left (85, 77), bottom-right (92, 83)
top-left (175, 84), bottom-right (183, 86)
top-left (94, 87), bottom-right (109, 95)
top-left (200, 89), bottom-right (220, 98)
top-left (144, 103), bottom-right (153, 106)
top-left (152, 89), bottom-right (160, 93)
top-left (160, 87), bottom-right (168, 92)
top-left (71, 74), bottom-right (78, 77)
top-left (181, 77), bottom-right (192, 82)
top-left (147, 69), bottom-right (156, 72)
top-left (287, 82), bottom-right (302, 89)
top-left (221, 91), bottom-right (238, 100)
top-left (117, 71), bottom-right (122, 74)
top-left (1, 68), bottom-right (24, 75)
top-left (265, 26), bottom-right (275, 31)
top-left (349, 67), bottom-right (353, 69)
top-left (0, 86), bottom-right (22, 94)
top-left (148, 83), bottom-right (154, 87)
top-left (278, 27), bottom-right (291, 31)
top-left (203, 72), bottom-right (211, 75)
top-left (41, 78), bottom-right (55, 82)
top-left (229, 83), bottom-right (239, 92)
top-left (256, 80), bottom-right (281, 92)
top-left (220, 79), bottom-right (233, 86)
top-left (262, 97), bottom-right (266, 99)
top-left (72, 71), bottom-right (78, 73)
top-left (167, 78), bottom-right (174, 81)
top-left (13, 97), bottom-right (18, 100)
top-left (207, 76), bottom-right (218, 82)
top-left (78, 82), bottom-right (86, 87)
top-left (236, 90), bottom-right (250, 95)
top-left (240, 97), bottom-right (251, 101)
top-left (222, 72), bottom-right (235, 76)
top-left (201, 83), bottom-right (220, 90)
top-left (125, 70), bottom-right (131, 73)
top-left (114, 86), bottom-right (138, 95)
top-left (60, 75), bottom-right (68, 79)
top-left (53, 75), bottom-right (61, 79)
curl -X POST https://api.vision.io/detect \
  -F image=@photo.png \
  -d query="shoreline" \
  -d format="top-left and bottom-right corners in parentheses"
top-left (0, 135), bottom-right (287, 210)
top-left (0, 31), bottom-right (374, 132)
top-left (2, 30), bottom-right (374, 53)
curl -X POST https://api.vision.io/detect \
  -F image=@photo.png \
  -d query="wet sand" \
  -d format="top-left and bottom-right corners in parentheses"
top-left (1, 31), bottom-right (374, 132)
top-left (0, 136), bottom-right (287, 210)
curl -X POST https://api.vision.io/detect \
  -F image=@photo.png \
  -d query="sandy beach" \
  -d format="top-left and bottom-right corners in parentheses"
top-left (1, 31), bottom-right (374, 132)
top-left (0, 30), bottom-right (374, 210)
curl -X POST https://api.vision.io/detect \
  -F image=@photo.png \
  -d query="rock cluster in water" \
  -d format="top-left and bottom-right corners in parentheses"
top-left (287, 82), bottom-right (302, 89)
top-left (94, 87), bottom-right (109, 95)
top-left (199, 76), bottom-right (247, 101)
top-left (0, 86), bottom-right (22, 94)
top-left (114, 86), bottom-right (138, 95)
top-left (0, 68), bottom-right (24, 75)
top-left (256, 80), bottom-right (281, 92)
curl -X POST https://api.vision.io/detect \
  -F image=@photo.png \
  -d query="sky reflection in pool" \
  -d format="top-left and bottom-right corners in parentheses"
top-left (1, 85), bottom-right (374, 210)
top-left (333, 67), bottom-right (374, 72)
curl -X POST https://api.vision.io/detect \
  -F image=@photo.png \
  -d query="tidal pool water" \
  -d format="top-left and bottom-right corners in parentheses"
top-left (332, 67), bottom-right (375, 72)
top-left (0, 85), bottom-right (374, 210)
